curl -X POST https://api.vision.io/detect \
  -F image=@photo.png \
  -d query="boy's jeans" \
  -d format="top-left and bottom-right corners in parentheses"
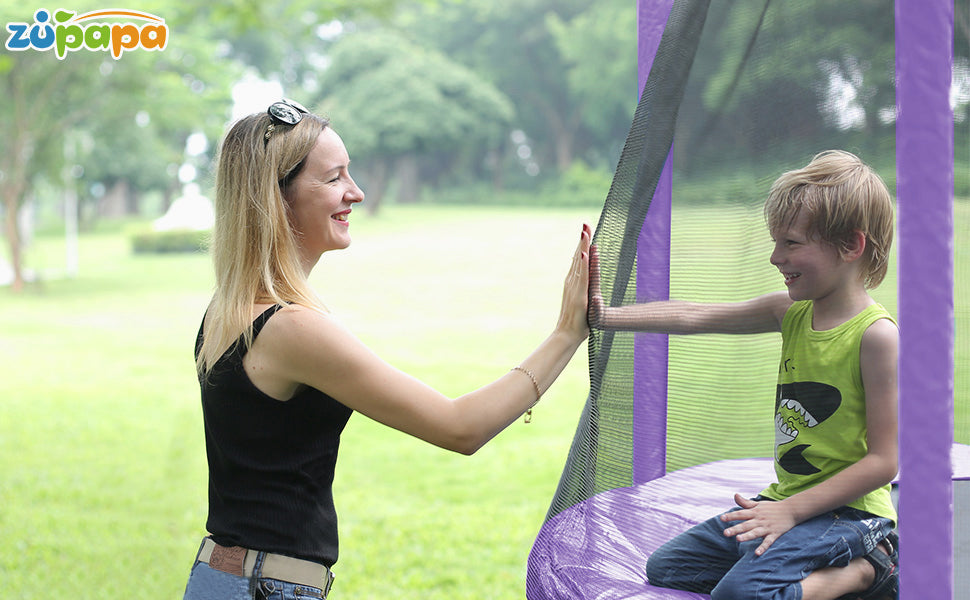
top-left (646, 499), bottom-right (893, 600)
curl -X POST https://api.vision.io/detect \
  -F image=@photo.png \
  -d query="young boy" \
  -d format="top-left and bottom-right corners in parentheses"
top-left (589, 150), bottom-right (899, 600)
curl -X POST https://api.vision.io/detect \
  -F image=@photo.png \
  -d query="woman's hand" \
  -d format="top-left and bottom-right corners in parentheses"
top-left (555, 224), bottom-right (592, 342)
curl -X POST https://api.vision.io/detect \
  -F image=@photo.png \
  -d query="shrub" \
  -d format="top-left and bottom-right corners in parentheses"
top-left (131, 229), bottom-right (210, 254)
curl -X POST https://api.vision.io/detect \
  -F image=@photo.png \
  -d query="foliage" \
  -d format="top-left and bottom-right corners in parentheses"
top-left (0, 0), bottom-right (399, 290)
top-left (677, 0), bottom-right (898, 168)
top-left (130, 228), bottom-right (210, 253)
top-left (541, 161), bottom-right (615, 207)
top-left (545, 1), bottom-right (638, 156)
top-left (313, 28), bottom-right (514, 208)
top-left (318, 30), bottom-right (513, 156)
top-left (397, 0), bottom-right (637, 172)
top-left (0, 3), bottom-right (238, 289)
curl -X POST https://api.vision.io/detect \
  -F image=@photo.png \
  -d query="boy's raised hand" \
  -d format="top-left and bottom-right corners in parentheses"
top-left (588, 244), bottom-right (605, 328)
top-left (720, 493), bottom-right (798, 557)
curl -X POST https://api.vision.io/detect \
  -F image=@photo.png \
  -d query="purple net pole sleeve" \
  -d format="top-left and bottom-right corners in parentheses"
top-left (896, 0), bottom-right (955, 597)
top-left (634, 0), bottom-right (674, 485)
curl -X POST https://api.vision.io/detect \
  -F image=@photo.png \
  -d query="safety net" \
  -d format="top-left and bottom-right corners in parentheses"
top-left (527, 0), bottom-right (968, 598)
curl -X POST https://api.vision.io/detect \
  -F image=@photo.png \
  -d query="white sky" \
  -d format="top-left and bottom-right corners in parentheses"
top-left (230, 72), bottom-right (285, 122)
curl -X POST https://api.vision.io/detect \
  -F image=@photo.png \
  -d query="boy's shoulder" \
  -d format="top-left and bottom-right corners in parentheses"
top-left (860, 314), bottom-right (899, 355)
top-left (783, 301), bottom-right (896, 337)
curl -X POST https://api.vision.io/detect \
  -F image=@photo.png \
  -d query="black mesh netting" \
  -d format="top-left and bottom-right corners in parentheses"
top-left (529, 0), bottom-right (967, 596)
top-left (542, 0), bottom-right (970, 516)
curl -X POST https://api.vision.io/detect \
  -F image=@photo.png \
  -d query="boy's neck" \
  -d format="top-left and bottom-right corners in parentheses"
top-left (810, 285), bottom-right (875, 331)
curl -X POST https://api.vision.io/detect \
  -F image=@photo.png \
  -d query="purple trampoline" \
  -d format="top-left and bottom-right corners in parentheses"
top-left (526, 1), bottom-right (962, 598)
top-left (528, 448), bottom-right (970, 599)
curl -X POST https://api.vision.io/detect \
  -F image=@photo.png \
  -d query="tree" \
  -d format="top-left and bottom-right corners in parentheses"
top-left (399, 0), bottom-right (637, 175)
top-left (0, 0), bottom-right (400, 291)
top-left (0, 44), bottom-right (108, 291)
top-left (676, 0), bottom-right (897, 169)
top-left (315, 29), bottom-right (514, 212)
top-left (0, 3), bottom-right (236, 290)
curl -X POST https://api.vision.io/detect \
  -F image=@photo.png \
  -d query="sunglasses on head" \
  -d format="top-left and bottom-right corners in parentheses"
top-left (264, 99), bottom-right (310, 143)
top-left (267, 98), bottom-right (309, 125)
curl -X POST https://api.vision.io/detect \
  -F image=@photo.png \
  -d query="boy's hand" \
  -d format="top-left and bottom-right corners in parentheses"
top-left (588, 244), bottom-right (606, 327)
top-left (720, 493), bottom-right (797, 556)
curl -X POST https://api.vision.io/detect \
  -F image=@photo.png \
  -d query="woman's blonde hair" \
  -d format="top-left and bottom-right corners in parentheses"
top-left (197, 109), bottom-right (330, 376)
top-left (764, 150), bottom-right (895, 289)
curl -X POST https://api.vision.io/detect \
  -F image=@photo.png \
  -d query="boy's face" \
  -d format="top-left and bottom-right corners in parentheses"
top-left (769, 209), bottom-right (846, 303)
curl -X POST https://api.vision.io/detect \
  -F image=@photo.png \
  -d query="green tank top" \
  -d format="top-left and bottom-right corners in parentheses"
top-left (760, 301), bottom-right (897, 523)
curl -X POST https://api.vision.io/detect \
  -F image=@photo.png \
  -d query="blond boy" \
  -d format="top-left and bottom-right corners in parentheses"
top-left (590, 150), bottom-right (899, 600)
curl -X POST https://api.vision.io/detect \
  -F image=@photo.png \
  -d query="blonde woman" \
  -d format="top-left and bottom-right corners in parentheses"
top-left (182, 99), bottom-right (592, 600)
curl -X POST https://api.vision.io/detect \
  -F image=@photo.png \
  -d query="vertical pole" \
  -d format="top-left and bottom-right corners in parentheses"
top-left (633, 0), bottom-right (674, 484)
top-left (896, 0), bottom-right (954, 597)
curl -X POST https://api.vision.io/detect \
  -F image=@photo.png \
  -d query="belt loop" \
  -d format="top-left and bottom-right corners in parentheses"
top-left (193, 537), bottom-right (208, 565)
top-left (247, 550), bottom-right (267, 599)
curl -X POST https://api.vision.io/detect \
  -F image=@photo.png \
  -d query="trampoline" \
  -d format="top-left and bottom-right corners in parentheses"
top-left (528, 447), bottom-right (970, 599)
top-left (525, 0), bottom-right (965, 598)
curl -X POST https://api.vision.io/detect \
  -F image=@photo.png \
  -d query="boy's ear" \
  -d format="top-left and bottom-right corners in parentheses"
top-left (840, 229), bottom-right (867, 262)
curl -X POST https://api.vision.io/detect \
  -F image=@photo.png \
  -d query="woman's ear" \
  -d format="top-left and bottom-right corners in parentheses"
top-left (840, 229), bottom-right (867, 262)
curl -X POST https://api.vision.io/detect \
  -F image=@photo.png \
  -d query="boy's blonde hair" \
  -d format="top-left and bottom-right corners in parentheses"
top-left (764, 150), bottom-right (894, 289)
top-left (197, 110), bottom-right (330, 376)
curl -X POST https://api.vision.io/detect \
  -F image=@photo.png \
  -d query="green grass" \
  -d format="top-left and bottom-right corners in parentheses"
top-left (0, 205), bottom-right (596, 599)
top-left (1, 202), bottom-right (966, 598)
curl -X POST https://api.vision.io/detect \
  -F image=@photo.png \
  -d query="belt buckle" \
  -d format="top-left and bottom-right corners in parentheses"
top-left (323, 569), bottom-right (334, 598)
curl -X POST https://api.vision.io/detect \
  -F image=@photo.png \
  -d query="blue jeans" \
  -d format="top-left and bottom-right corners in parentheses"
top-left (182, 543), bottom-right (327, 600)
top-left (645, 500), bottom-right (893, 600)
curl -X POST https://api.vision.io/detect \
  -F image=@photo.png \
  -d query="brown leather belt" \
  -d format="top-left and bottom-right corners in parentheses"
top-left (197, 537), bottom-right (334, 597)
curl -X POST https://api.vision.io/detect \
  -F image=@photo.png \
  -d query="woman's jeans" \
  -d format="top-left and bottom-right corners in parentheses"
top-left (183, 539), bottom-right (328, 600)
top-left (645, 500), bottom-right (893, 600)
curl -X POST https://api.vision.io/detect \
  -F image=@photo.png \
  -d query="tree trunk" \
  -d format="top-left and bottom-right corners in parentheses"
top-left (1, 130), bottom-right (30, 292)
top-left (363, 158), bottom-right (390, 215)
top-left (99, 180), bottom-right (132, 218)
top-left (2, 185), bottom-right (25, 292)
top-left (395, 155), bottom-right (420, 204)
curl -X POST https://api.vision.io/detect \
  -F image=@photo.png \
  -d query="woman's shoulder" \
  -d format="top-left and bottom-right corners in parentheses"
top-left (257, 303), bottom-right (351, 350)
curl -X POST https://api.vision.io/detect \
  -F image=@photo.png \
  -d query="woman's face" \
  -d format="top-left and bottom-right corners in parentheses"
top-left (284, 127), bottom-right (364, 271)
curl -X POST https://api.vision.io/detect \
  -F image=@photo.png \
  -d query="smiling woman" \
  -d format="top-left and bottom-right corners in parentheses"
top-left (283, 127), bottom-right (364, 269)
top-left (181, 102), bottom-right (593, 600)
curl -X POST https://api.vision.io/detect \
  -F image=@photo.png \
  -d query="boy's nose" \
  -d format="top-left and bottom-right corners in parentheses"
top-left (769, 244), bottom-right (784, 266)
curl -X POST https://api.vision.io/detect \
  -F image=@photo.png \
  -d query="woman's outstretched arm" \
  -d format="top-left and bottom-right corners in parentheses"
top-left (246, 224), bottom-right (592, 455)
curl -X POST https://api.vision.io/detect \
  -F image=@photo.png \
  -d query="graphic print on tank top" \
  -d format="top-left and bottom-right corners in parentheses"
top-left (773, 381), bottom-right (842, 475)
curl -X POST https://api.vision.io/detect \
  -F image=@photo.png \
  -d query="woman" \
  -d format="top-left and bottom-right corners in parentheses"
top-left (182, 99), bottom-right (592, 599)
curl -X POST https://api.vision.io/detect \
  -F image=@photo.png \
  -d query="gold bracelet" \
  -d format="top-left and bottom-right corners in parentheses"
top-left (512, 366), bottom-right (541, 423)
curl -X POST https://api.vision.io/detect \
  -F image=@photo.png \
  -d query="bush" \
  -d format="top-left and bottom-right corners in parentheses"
top-left (417, 162), bottom-right (612, 208)
top-left (130, 229), bottom-right (210, 254)
top-left (542, 161), bottom-right (614, 207)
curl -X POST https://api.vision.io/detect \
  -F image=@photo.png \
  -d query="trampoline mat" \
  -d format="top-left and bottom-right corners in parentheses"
top-left (527, 445), bottom-right (970, 600)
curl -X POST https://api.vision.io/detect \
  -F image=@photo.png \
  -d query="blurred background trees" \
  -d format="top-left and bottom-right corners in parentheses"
top-left (2, 0), bottom-right (968, 290)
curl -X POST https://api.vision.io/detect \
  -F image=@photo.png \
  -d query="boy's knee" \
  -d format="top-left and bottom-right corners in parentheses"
top-left (711, 574), bottom-right (793, 600)
top-left (710, 571), bottom-right (760, 600)
top-left (645, 550), bottom-right (678, 587)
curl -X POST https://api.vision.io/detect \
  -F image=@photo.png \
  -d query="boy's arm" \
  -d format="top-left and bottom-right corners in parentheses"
top-left (588, 245), bottom-right (791, 334)
top-left (722, 317), bottom-right (899, 556)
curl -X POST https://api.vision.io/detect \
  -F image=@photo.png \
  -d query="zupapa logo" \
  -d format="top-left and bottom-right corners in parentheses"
top-left (5, 8), bottom-right (169, 60)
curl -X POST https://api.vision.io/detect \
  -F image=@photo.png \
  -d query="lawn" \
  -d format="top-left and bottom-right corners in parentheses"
top-left (0, 202), bottom-right (966, 598)
top-left (0, 205), bottom-right (596, 599)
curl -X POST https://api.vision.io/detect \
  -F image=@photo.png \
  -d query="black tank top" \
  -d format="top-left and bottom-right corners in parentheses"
top-left (195, 305), bottom-right (353, 566)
